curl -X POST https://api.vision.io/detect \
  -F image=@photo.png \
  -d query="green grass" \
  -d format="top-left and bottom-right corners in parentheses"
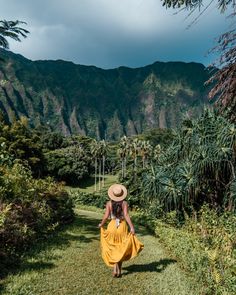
top-left (0, 209), bottom-right (200, 295)
top-left (66, 174), bottom-right (118, 194)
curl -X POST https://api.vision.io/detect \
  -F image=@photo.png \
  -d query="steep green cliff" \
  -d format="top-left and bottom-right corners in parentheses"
top-left (0, 49), bottom-right (211, 139)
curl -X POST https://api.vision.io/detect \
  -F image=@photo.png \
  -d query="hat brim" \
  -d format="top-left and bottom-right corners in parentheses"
top-left (108, 184), bottom-right (127, 201)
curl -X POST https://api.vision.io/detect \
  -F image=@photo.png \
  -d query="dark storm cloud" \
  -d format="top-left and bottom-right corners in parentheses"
top-left (0, 0), bottom-right (230, 68)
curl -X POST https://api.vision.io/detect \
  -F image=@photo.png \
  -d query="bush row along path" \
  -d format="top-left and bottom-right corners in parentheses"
top-left (0, 209), bottom-right (198, 295)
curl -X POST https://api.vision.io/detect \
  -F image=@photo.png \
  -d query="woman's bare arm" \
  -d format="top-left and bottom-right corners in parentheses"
top-left (98, 202), bottom-right (110, 228)
top-left (123, 201), bottom-right (135, 235)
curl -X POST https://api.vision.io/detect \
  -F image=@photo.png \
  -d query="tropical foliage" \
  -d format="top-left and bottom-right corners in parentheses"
top-left (40, 131), bottom-right (67, 151)
top-left (161, 0), bottom-right (234, 12)
top-left (207, 12), bottom-right (236, 122)
top-left (0, 20), bottom-right (29, 50)
top-left (44, 145), bottom-right (91, 185)
top-left (118, 136), bottom-right (153, 179)
top-left (137, 128), bottom-right (174, 147)
top-left (142, 109), bottom-right (236, 214)
top-left (0, 116), bottom-right (44, 176)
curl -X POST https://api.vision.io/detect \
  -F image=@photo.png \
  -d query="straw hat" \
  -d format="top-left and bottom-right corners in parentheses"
top-left (108, 184), bottom-right (127, 201)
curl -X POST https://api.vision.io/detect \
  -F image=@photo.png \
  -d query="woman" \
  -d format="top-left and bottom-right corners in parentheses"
top-left (98, 183), bottom-right (144, 277)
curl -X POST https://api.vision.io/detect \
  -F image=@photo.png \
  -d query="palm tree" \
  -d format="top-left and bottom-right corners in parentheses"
top-left (140, 140), bottom-right (153, 168)
top-left (129, 138), bottom-right (141, 176)
top-left (122, 136), bottom-right (130, 178)
top-left (0, 20), bottom-right (29, 49)
top-left (117, 146), bottom-right (125, 179)
top-left (99, 140), bottom-right (107, 187)
top-left (153, 144), bottom-right (162, 162)
top-left (94, 140), bottom-right (108, 191)
top-left (118, 136), bottom-right (130, 179)
top-left (98, 150), bottom-right (102, 191)
top-left (90, 140), bottom-right (99, 192)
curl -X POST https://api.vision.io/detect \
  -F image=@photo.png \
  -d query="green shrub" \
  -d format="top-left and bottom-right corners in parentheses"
top-left (156, 222), bottom-right (212, 294)
top-left (132, 206), bottom-right (235, 295)
top-left (131, 210), bottom-right (157, 234)
top-left (156, 223), bottom-right (235, 294)
top-left (0, 118), bottom-right (44, 176)
top-left (0, 163), bottom-right (74, 275)
top-left (0, 163), bottom-right (35, 202)
top-left (70, 190), bottom-right (109, 209)
top-left (44, 145), bottom-right (91, 184)
top-left (183, 205), bottom-right (236, 294)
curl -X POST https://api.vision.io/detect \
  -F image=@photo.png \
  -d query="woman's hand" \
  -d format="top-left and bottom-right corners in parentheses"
top-left (98, 202), bottom-right (110, 229)
top-left (130, 226), bottom-right (135, 235)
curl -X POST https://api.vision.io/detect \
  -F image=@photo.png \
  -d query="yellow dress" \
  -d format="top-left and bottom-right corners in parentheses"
top-left (100, 218), bottom-right (144, 267)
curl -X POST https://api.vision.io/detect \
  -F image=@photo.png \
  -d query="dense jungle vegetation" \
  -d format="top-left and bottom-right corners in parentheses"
top-left (0, 105), bottom-right (235, 294)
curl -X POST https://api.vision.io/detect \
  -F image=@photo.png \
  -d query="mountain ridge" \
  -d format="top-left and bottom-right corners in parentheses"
top-left (0, 48), bottom-right (207, 69)
top-left (0, 49), bottom-right (211, 139)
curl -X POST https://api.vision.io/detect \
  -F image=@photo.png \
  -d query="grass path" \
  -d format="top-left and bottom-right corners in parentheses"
top-left (66, 174), bottom-right (118, 193)
top-left (0, 209), bottom-right (198, 295)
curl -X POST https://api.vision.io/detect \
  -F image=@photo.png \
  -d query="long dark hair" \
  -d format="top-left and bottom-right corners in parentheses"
top-left (111, 200), bottom-right (123, 218)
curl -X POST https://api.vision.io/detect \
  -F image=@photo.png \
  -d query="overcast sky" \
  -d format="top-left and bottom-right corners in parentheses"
top-left (0, 0), bottom-right (231, 69)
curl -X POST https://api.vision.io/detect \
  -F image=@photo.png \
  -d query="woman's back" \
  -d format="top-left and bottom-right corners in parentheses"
top-left (110, 200), bottom-right (125, 219)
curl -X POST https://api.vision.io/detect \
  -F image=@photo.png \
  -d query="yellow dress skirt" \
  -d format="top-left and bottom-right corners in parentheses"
top-left (100, 219), bottom-right (144, 267)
